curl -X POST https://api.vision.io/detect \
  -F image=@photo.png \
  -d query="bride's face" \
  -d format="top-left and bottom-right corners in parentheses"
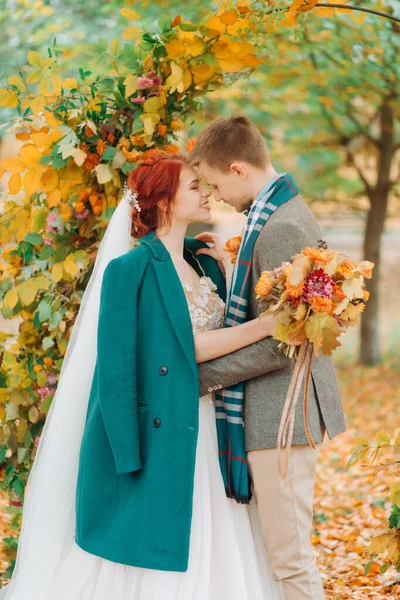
top-left (171, 165), bottom-right (212, 225)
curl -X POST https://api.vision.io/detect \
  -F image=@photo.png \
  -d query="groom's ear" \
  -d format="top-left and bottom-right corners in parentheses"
top-left (230, 162), bottom-right (247, 179)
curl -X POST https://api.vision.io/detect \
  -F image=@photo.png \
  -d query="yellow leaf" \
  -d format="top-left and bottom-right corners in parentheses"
top-left (8, 173), bottom-right (22, 195)
top-left (17, 280), bottom-right (38, 306)
top-left (35, 276), bottom-right (51, 290)
top-left (26, 70), bottom-right (43, 85)
top-left (41, 167), bottom-right (59, 192)
top-left (206, 16), bottom-right (226, 35)
top-left (30, 95), bottom-right (47, 115)
top-left (28, 50), bottom-right (44, 68)
top-left (165, 62), bottom-right (184, 93)
top-left (120, 7), bottom-right (140, 20)
top-left (3, 289), bottom-right (19, 310)
top-left (110, 38), bottom-right (123, 57)
top-left (314, 6), bottom-right (335, 16)
top-left (23, 166), bottom-right (43, 195)
top-left (7, 91), bottom-right (19, 108)
top-left (376, 431), bottom-right (391, 447)
top-left (0, 157), bottom-right (26, 174)
top-left (391, 483), bottom-right (400, 508)
top-left (342, 277), bottom-right (364, 300)
top-left (63, 78), bottom-right (78, 89)
top-left (30, 132), bottom-right (53, 149)
top-left (95, 164), bottom-right (113, 184)
top-left (288, 254), bottom-right (311, 285)
top-left (124, 75), bottom-right (138, 97)
top-left (59, 203), bottom-right (72, 223)
top-left (184, 37), bottom-right (204, 58)
top-left (166, 40), bottom-right (186, 60)
top-left (63, 259), bottom-right (79, 277)
top-left (51, 263), bottom-right (64, 283)
top-left (220, 10), bottom-right (238, 25)
top-left (143, 96), bottom-right (162, 113)
top-left (39, 78), bottom-right (50, 95)
top-left (241, 53), bottom-right (261, 68)
top-left (19, 144), bottom-right (42, 167)
top-left (281, 11), bottom-right (298, 27)
top-left (122, 27), bottom-right (142, 41)
top-left (8, 76), bottom-right (25, 91)
top-left (46, 189), bottom-right (62, 208)
top-left (191, 63), bottom-right (217, 85)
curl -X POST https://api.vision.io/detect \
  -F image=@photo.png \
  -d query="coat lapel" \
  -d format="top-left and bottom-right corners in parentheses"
top-left (140, 232), bottom-right (197, 379)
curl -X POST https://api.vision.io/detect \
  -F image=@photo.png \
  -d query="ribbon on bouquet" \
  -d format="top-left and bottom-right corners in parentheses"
top-left (277, 340), bottom-right (317, 484)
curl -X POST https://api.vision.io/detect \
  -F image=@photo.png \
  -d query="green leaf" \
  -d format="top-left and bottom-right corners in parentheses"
top-left (38, 300), bottom-right (52, 323)
top-left (179, 23), bottom-right (198, 32)
top-left (39, 393), bottom-right (53, 414)
top-left (101, 146), bottom-right (117, 161)
top-left (39, 154), bottom-right (54, 165)
top-left (110, 38), bottom-right (123, 57)
top-left (364, 560), bottom-right (373, 576)
top-left (24, 232), bottom-right (42, 246)
top-left (380, 563), bottom-right (390, 574)
top-left (49, 311), bottom-right (62, 330)
top-left (36, 371), bottom-right (47, 386)
top-left (42, 336), bottom-right (55, 351)
top-left (33, 209), bottom-right (47, 232)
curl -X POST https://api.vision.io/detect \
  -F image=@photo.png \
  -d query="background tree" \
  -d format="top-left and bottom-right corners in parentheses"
top-left (203, 8), bottom-right (399, 364)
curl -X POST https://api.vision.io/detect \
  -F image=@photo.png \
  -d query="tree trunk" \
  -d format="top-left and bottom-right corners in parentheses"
top-left (360, 103), bottom-right (394, 365)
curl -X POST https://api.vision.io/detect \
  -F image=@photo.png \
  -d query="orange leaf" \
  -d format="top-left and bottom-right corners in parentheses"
top-left (46, 189), bottom-right (61, 208)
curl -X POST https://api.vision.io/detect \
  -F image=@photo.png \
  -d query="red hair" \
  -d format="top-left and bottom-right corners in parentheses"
top-left (127, 151), bottom-right (188, 238)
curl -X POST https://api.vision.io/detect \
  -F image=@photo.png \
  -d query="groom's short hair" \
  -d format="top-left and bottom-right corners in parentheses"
top-left (188, 115), bottom-right (269, 171)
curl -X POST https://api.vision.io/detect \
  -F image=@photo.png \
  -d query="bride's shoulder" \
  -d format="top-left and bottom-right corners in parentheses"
top-left (106, 242), bottom-right (152, 277)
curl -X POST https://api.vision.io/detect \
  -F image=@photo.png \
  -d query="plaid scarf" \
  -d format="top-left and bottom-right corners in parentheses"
top-left (215, 172), bottom-right (298, 504)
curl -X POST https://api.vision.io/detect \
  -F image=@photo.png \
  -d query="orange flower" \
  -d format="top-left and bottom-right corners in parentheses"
top-left (364, 290), bottom-right (370, 302)
top-left (255, 271), bottom-right (275, 299)
top-left (308, 297), bottom-right (333, 314)
top-left (85, 124), bottom-right (95, 138)
top-left (302, 247), bottom-right (330, 264)
top-left (165, 143), bottom-right (180, 154)
top-left (80, 143), bottom-right (89, 153)
top-left (100, 128), bottom-right (108, 139)
top-left (107, 133), bottom-right (115, 144)
top-left (333, 284), bottom-right (346, 300)
top-left (224, 235), bottom-right (242, 264)
top-left (186, 138), bottom-right (197, 153)
top-left (96, 139), bottom-right (107, 156)
top-left (171, 119), bottom-right (184, 131)
top-left (121, 147), bottom-right (143, 163)
top-left (285, 275), bottom-right (305, 299)
top-left (358, 260), bottom-right (374, 279)
top-left (335, 259), bottom-right (357, 279)
top-left (118, 137), bottom-right (130, 150)
top-left (130, 135), bottom-right (146, 147)
top-left (83, 153), bottom-right (100, 171)
top-left (158, 124), bottom-right (168, 138)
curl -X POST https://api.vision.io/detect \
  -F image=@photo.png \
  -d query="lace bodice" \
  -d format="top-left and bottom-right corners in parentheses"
top-left (183, 276), bottom-right (225, 334)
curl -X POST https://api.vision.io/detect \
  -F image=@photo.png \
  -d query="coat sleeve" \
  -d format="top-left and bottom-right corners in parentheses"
top-left (197, 220), bottom-right (311, 397)
top-left (97, 256), bottom-right (142, 475)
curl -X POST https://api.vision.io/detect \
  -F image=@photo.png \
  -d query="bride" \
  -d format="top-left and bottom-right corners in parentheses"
top-left (0, 151), bottom-right (284, 599)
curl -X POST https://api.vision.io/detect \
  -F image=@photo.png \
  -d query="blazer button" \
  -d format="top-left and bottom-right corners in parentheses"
top-left (153, 418), bottom-right (161, 428)
top-left (159, 366), bottom-right (168, 376)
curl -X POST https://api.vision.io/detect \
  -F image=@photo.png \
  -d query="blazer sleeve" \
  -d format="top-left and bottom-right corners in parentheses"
top-left (97, 256), bottom-right (142, 475)
top-left (197, 220), bottom-right (311, 396)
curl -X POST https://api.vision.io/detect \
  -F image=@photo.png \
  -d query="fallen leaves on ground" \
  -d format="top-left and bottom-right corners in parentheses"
top-left (314, 361), bottom-right (400, 598)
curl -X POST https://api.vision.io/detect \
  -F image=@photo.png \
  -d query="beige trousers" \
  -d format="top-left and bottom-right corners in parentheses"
top-left (247, 443), bottom-right (325, 600)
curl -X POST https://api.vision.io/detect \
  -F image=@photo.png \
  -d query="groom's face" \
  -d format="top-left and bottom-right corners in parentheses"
top-left (197, 161), bottom-right (253, 213)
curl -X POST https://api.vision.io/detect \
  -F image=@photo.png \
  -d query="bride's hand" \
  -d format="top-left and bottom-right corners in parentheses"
top-left (194, 232), bottom-right (231, 265)
top-left (259, 315), bottom-right (302, 346)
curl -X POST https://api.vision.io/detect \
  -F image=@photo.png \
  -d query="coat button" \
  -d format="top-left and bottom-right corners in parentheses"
top-left (153, 418), bottom-right (161, 428)
top-left (159, 366), bottom-right (168, 375)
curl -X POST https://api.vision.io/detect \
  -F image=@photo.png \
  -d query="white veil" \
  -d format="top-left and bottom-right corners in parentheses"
top-left (0, 192), bottom-right (133, 599)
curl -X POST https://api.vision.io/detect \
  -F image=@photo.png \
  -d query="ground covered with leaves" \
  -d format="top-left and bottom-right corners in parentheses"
top-left (0, 361), bottom-right (399, 596)
top-left (314, 360), bottom-right (400, 598)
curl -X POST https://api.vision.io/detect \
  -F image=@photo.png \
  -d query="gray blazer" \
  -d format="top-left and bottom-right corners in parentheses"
top-left (198, 194), bottom-right (346, 451)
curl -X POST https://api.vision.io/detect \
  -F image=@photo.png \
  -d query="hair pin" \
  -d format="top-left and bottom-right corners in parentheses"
top-left (123, 182), bottom-right (141, 212)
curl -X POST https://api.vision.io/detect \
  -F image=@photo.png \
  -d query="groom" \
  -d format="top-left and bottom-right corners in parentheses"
top-left (189, 116), bottom-right (346, 600)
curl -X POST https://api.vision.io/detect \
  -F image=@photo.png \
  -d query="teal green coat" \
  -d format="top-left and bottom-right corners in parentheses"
top-left (75, 230), bottom-right (226, 572)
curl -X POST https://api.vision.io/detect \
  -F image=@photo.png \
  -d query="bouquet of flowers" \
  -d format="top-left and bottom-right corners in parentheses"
top-left (253, 241), bottom-right (374, 478)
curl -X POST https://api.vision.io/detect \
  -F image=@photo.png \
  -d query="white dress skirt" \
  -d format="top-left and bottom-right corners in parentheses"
top-left (45, 276), bottom-right (284, 600)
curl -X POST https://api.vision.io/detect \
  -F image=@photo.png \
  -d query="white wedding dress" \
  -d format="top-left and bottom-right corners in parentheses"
top-left (42, 275), bottom-right (284, 600)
